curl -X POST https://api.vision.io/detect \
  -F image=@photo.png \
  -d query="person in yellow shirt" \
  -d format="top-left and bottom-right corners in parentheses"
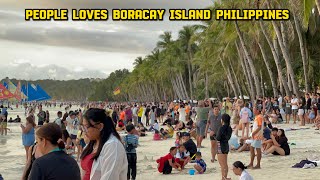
top-left (138, 105), bottom-right (143, 124)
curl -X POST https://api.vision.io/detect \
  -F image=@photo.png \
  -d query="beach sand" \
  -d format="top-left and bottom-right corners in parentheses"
top-left (1, 106), bottom-right (319, 180)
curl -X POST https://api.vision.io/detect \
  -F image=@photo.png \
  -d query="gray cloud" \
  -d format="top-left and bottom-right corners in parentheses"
top-left (0, 62), bottom-right (107, 80)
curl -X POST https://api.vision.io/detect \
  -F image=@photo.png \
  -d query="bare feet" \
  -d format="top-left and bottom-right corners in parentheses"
top-left (246, 164), bottom-right (253, 169)
top-left (253, 165), bottom-right (261, 169)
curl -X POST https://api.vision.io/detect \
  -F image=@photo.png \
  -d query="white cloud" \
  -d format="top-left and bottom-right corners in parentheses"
top-left (0, 0), bottom-right (212, 80)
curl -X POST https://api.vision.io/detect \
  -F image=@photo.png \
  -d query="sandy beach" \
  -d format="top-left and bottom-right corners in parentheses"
top-left (1, 106), bottom-right (319, 180)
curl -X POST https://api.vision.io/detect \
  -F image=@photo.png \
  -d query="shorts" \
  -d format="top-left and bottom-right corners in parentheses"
top-left (70, 134), bottom-right (77, 140)
top-left (298, 109), bottom-right (304, 116)
top-left (217, 141), bottom-right (229, 154)
top-left (292, 109), bottom-right (298, 115)
top-left (245, 140), bottom-right (253, 144)
top-left (251, 140), bottom-right (262, 149)
top-left (38, 121), bottom-right (44, 126)
top-left (272, 148), bottom-right (290, 156)
top-left (0, 122), bottom-right (7, 129)
top-left (285, 108), bottom-right (292, 115)
top-left (210, 134), bottom-right (217, 141)
top-left (196, 120), bottom-right (207, 137)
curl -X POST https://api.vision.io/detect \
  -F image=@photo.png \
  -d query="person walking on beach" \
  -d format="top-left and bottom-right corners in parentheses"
top-left (80, 108), bottom-right (127, 180)
top-left (247, 104), bottom-right (263, 169)
top-left (195, 100), bottom-right (212, 149)
top-left (205, 105), bottom-right (222, 163)
top-left (21, 115), bottom-right (36, 159)
top-left (28, 123), bottom-right (81, 180)
top-left (291, 94), bottom-right (299, 124)
top-left (37, 105), bottom-right (46, 126)
top-left (123, 124), bottom-right (138, 180)
top-left (216, 114), bottom-right (232, 180)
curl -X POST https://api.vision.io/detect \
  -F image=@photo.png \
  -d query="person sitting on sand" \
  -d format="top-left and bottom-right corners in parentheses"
top-left (237, 137), bottom-right (251, 152)
top-left (182, 132), bottom-right (197, 160)
top-left (175, 145), bottom-right (190, 169)
top-left (166, 123), bottom-right (174, 138)
top-left (194, 152), bottom-right (206, 174)
top-left (156, 147), bottom-right (181, 174)
top-left (263, 129), bottom-right (290, 156)
top-left (163, 114), bottom-right (174, 126)
top-left (116, 120), bottom-right (125, 131)
top-left (175, 132), bottom-right (182, 147)
top-left (174, 120), bottom-right (186, 131)
top-left (262, 127), bottom-right (278, 152)
top-left (232, 161), bottom-right (253, 180)
top-left (160, 128), bottom-right (169, 139)
top-left (137, 122), bottom-right (147, 136)
top-left (153, 129), bottom-right (162, 141)
top-left (149, 120), bottom-right (160, 132)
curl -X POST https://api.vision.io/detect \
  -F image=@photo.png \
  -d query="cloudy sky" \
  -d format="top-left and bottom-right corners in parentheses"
top-left (0, 0), bottom-right (212, 80)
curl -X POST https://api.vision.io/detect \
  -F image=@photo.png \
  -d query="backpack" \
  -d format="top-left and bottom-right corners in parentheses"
top-left (125, 135), bottom-right (134, 152)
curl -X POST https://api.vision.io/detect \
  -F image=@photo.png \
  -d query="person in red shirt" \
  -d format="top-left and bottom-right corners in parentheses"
top-left (156, 147), bottom-right (181, 174)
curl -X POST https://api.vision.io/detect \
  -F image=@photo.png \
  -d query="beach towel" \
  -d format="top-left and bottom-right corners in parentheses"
top-left (292, 160), bottom-right (317, 168)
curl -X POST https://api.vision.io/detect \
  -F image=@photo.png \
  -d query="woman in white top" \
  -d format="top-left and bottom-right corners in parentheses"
top-left (232, 161), bottom-right (253, 180)
top-left (178, 104), bottom-right (186, 123)
top-left (80, 108), bottom-right (127, 180)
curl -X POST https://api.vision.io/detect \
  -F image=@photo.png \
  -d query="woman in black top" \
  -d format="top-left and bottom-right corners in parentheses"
top-left (216, 114), bottom-right (232, 180)
top-left (263, 129), bottom-right (290, 156)
top-left (28, 123), bottom-right (81, 180)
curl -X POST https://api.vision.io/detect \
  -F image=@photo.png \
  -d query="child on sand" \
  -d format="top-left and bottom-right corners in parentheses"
top-left (123, 124), bottom-right (139, 180)
top-left (194, 152), bottom-right (206, 174)
top-left (175, 145), bottom-right (190, 169)
top-left (175, 132), bottom-right (182, 147)
top-left (153, 130), bottom-right (162, 141)
top-left (156, 147), bottom-right (181, 174)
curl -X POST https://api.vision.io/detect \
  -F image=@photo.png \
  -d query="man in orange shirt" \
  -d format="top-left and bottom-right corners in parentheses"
top-left (119, 107), bottom-right (126, 124)
top-left (248, 104), bottom-right (263, 169)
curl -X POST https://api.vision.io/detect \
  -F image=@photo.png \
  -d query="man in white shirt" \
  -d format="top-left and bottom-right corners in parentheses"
top-left (291, 94), bottom-right (299, 124)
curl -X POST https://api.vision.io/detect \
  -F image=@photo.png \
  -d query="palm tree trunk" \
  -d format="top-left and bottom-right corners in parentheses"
top-left (266, 9), bottom-right (299, 95)
top-left (260, 70), bottom-right (265, 98)
top-left (236, 42), bottom-right (255, 101)
top-left (260, 21), bottom-right (290, 96)
top-left (293, 14), bottom-right (310, 93)
top-left (187, 50), bottom-right (193, 99)
top-left (171, 78), bottom-right (182, 100)
top-left (228, 58), bottom-right (242, 99)
top-left (225, 81), bottom-right (230, 97)
top-left (316, 0), bottom-right (320, 15)
top-left (257, 40), bottom-right (278, 97)
top-left (235, 21), bottom-right (262, 97)
top-left (177, 75), bottom-right (187, 100)
top-left (220, 58), bottom-right (238, 97)
top-left (205, 70), bottom-right (209, 99)
top-left (179, 72), bottom-right (190, 100)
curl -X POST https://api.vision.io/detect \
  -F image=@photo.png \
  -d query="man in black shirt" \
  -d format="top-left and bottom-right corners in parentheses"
top-left (182, 132), bottom-right (197, 160)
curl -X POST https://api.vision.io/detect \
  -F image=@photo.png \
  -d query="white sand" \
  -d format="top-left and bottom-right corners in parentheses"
top-left (1, 106), bottom-right (319, 180)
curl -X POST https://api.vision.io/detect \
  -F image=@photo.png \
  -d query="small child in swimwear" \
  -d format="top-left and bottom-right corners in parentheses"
top-left (175, 132), bottom-right (182, 147)
top-left (194, 152), bottom-right (206, 174)
top-left (153, 129), bottom-right (161, 141)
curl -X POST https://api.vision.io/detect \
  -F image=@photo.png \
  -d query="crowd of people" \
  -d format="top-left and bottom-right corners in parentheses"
top-left (1, 92), bottom-right (320, 179)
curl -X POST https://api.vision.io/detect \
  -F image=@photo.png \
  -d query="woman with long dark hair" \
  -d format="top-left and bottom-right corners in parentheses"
top-left (216, 114), bottom-right (232, 180)
top-left (28, 123), bottom-right (80, 180)
top-left (80, 108), bottom-right (127, 180)
top-left (263, 129), bottom-right (290, 156)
